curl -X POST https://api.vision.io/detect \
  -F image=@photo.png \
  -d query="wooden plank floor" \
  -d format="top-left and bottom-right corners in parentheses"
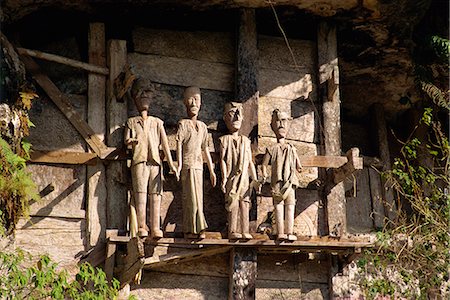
top-left (109, 232), bottom-right (373, 253)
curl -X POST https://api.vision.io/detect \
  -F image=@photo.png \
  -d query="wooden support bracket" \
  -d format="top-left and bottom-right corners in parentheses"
top-left (118, 237), bottom-right (145, 288)
top-left (144, 246), bottom-right (232, 269)
top-left (78, 241), bottom-right (107, 268)
top-left (332, 148), bottom-right (363, 184)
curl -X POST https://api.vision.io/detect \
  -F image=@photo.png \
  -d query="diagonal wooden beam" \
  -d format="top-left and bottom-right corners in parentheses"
top-left (20, 55), bottom-right (108, 156)
top-left (17, 47), bottom-right (109, 75)
top-left (144, 246), bottom-right (231, 269)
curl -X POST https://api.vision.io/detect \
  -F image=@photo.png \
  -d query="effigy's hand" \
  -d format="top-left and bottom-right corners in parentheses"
top-left (258, 176), bottom-right (267, 194)
top-left (250, 179), bottom-right (261, 192)
top-left (126, 138), bottom-right (139, 145)
top-left (210, 172), bottom-right (217, 187)
top-left (170, 164), bottom-right (180, 181)
top-left (221, 180), bottom-right (227, 193)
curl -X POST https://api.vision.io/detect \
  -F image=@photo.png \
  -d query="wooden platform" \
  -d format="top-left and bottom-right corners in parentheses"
top-left (109, 232), bottom-right (373, 254)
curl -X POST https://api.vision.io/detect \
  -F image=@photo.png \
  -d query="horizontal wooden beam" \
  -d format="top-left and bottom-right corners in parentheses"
top-left (30, 150), bottom-right (98, 165)
top-left (145, 238), bottom-right (372, 249)
top-left (29, 148), bottom-right (363, 170)
top-left (128, 53), bottom-right (233, 92)
top-left (17, 47), bottom-right (109, 75)
top-left (255, 153), bottom-right (362, 168)
top-left (299, 155), bottom-right (355, 168)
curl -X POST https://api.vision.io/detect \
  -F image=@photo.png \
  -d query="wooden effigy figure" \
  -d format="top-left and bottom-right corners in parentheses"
top-left (262, 109), bottom-right (303, 241)
top-left (176, 86), bottom-right (217, 239)
top-left (124, 78), bottom-right (178, 238)
top-left (219, 102), bottom-right (258, 240)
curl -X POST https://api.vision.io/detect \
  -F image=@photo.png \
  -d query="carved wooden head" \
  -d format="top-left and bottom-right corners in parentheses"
top-left (131, 78), bottom-right (156, 112)
top-left (271, 109), bottom-right (290, 139)
top-left (223, 102), bottom-right (243, 133)
top-left (183, 86), bottom-right (201, 118)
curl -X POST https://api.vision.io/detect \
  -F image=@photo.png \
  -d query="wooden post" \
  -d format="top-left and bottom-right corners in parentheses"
top-left (328, 254), bottom-right (350, 299)
top-left (105, 230), bottom-right (117, 282)
top-left (106, 40), bottom-right (128, 230)
top-left (236, 8), bottom-right (259, 141)
top-left (236, 8), bottom-right (259, 235)
top-left (229, 247), bottom-right (257, 300)
top-left (87, 22), bottom-right (107, 246)
top-left (228, 10), bottom-right (258, 300)
top-left (368, 168), bottom-right (385, 229)
top-left (318, 21), bottom-right (346, 237)
top-left (370, 103), bottom-right (396, 221)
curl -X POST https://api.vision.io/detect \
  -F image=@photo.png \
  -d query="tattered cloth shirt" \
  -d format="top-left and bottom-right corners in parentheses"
top-left (124, 116), bottom-right (164, 166)
top-left (124, 116), bottom-right (165, 194)
top-left (176, 119), bottom-right (208, 170)
top-left (265, 143), bottom-right (301, 202)
top-left (176, 119), bottom-right (209, 234)
top-left (219, 134), bottom-right (252, 211)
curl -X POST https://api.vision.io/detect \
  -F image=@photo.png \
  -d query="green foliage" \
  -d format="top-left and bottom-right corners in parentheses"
top-left (360, 34), bottom-right (450, 298)
top-left (0, 137), bottom-right (39, 236)
top-left (357, 109), bottom-right (450, 299)
top-left (1, 88), bottom-right (40, 236)
top-left (430, 35), bottom-right (450, 62)
top-left (415, 35), bottom-right (450, 110)
top-left (363, 279), bottom-right (395, 299)
top-left (0, 249), bottom-right (123, 299)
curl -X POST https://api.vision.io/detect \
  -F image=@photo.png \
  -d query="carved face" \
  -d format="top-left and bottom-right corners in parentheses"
top-left (271, 110), bottom-right (290, 139)
top-left (183, 88), bottom-right (201, 117)
top-left (224, 103), bottom-right (243, 132)
top-left (134, 89), bottom-right (153, 112)
top-left (131, 78), bottom-right (155, 113)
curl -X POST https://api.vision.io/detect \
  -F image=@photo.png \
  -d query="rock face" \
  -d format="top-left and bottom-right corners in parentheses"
top-left (1, 0), bottom-right (380, 24)
top-left (338, 0), bottom-right (447, 122)
top-left (2, 0), bottom-right (446, 125)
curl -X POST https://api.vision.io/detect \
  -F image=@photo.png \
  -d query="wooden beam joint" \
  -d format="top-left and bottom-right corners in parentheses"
top-left (332, 148), bottom-right (363, 184)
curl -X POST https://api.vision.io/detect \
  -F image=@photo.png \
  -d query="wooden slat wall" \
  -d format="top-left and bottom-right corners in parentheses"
top-left (345, 169), bottom-right (373, 233)
top-left (14, 217), bottom-right (86, 275)
top-left (131, 253), bottom-right (329, 300)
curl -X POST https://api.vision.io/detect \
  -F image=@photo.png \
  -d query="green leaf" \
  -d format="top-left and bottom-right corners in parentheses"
top-left (430, 35), bottom-right (450, 62)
